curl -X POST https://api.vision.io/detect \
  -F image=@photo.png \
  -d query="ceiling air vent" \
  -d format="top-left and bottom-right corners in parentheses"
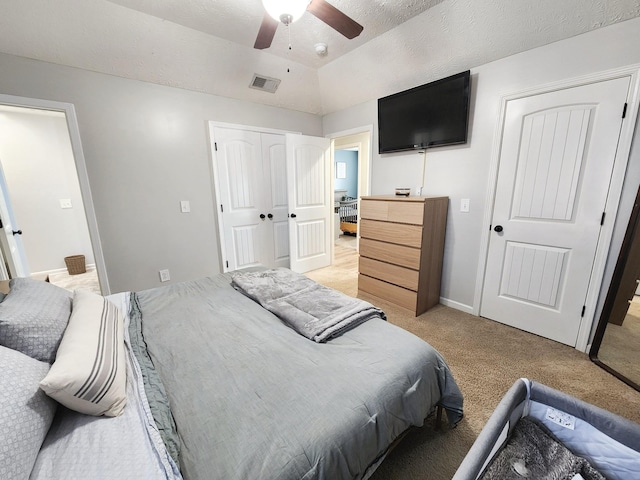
top-left (249, 74), bottom-right (281, 94)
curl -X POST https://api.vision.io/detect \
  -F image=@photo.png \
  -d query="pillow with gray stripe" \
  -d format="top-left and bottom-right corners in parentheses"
top-left (40, 289), bottom-right (127, 417)
top-left (0, 277), bottom-right (72, 363)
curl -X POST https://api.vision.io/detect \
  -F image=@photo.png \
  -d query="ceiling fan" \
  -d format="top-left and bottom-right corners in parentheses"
top-left (254, 0), bottom-right (364, 50)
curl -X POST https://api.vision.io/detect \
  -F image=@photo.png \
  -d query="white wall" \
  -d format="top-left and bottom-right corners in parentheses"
top-left (323, 18), bottom-right (640, 327)
top-left (0, 52), bottom-right (323, 293)
top-left (0, 109), bottom-right (95, 275)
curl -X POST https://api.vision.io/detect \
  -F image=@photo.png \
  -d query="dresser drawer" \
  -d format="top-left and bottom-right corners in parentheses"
top-left (358, 274), bottom-right (418, 312)
top-left (359, 238), bottom-right (421, 270)
top-left (360, 199), bottom-right (425, 225)
top-left (360, 219), bottom-right (423, 248)
top-left (359, 257), bottom-right (419, 291)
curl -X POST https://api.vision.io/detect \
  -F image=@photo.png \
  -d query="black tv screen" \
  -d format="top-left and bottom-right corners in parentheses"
top-left (378, 70), bottom-right (471, 153)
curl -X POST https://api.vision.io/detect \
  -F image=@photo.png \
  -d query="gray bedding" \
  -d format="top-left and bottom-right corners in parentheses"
top-left (31, 294), bottom-right (182, 480)
top-left (231, 268), bottom-right (385, 342)
top-left (132, 273), bottom-right (463, 480)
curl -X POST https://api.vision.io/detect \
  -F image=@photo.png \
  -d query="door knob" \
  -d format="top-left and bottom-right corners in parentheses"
top-left (493, 225), bottom-right (503, 233)
top-left (260, 214), bottom-right (266, 220)
top-left (290, 213), bottom-right (297, 218)
top-left (267, 213), bottom-right (273, 219)
top-left (12, 230), bottom-right (22, 236)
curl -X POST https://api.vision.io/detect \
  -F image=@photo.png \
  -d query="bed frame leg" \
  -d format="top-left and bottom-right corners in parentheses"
top-left (435, 405), bottom-right (443, 431)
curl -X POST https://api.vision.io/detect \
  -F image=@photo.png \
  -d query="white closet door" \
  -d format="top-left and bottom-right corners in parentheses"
top-left (261, 133), bottom-right (289, 268)
top-left (213, 127), bottom-right (267, 271)
top-left (286, 133), bottom-right (331, 273)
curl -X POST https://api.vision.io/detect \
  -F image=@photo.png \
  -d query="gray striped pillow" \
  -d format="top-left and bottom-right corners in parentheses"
top-left (40, 289), bottom-right (127, 417)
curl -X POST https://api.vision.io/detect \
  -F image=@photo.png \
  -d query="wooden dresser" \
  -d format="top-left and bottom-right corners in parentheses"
top-left (358, 195), bottom-right (448, 316)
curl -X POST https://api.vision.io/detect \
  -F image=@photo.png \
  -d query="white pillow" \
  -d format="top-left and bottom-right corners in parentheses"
top-left (40, 289), bottom-right (127, 416)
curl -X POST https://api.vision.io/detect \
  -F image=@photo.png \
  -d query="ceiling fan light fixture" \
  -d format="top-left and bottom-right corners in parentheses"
top-left (262, 0), bottom-right (310, 25)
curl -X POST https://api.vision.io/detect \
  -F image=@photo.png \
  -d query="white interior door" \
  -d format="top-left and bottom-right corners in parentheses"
top-left (286, 133), bottom-right (331, 273)
top-left (261, 133), bottom-right (290, 268)
top-left (0, 161), bottom-right (28, 278)
top-left (481, 76), bottom-right (630, 346)
top-left (214, 127), bottom-right (268, 271)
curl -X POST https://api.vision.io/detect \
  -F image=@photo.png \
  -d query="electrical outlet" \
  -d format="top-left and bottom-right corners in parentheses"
top-left (159, 269), bottom-right (170, 282)
top-left (180, 200), bottom-right (191, 213)
top-left (460, 198), bottom-right (470, 213)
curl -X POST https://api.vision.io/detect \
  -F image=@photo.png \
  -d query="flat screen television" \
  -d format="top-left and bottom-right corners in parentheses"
top-left (378, 70), bottom-right (471, 153)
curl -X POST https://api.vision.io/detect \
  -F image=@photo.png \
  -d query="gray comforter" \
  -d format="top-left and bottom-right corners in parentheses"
top-left (231, 268), bottom-right (385, 342)
top-left (133, 273), bottom-right (464, 480)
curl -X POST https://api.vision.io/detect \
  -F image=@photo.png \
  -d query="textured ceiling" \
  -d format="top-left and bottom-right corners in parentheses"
top-left (107, 0), bottom-right (445, 68)
top-left (1, 0), bottom-right (640, 115)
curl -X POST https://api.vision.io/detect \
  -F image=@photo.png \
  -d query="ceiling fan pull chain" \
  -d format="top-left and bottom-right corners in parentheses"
top-left (287, 24), bottom-right (291, 72)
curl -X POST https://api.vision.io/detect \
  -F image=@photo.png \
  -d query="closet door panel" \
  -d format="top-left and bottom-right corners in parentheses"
top-left (262, 134), bottom-right (289, 268)
top-left (213, 127), bottom-right (266, 271)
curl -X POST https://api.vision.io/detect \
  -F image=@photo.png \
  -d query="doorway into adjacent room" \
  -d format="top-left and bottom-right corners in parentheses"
top-left (0, 95), bottom-right (108, 294)
top-left (334, 146), bottom-right (358, 254)
top-left (328, 128), bottom-right (372, 275)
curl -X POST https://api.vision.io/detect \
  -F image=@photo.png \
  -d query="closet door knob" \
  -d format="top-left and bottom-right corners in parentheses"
top-left (267, 213), bottom-right (273, 219)
top-left (12, 230), bottom-right (22, 236)
top-left (260, 214), bottom-right (266, 219)
top-left (290, 213), bottom-right (297, 218)
top-left (493, 225), bottom-right (503, 233)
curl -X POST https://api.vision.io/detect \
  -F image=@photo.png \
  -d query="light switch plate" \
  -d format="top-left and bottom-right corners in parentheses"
top-left (59, 199), bottom-right (73, 209)
top-left (460, 198), bottom-right (470, 213)
top-left (159, 269), bottom-right (170, 282)
top-left (180, 200), bottom-right (190, 213)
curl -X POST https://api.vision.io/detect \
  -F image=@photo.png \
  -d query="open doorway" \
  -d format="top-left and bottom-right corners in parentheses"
top-left (328, 127), bottom-right (372, 271)
top-left (334, 147), bottom-right (358, 253)
top-left (0, 96), bottom-right (108, 294)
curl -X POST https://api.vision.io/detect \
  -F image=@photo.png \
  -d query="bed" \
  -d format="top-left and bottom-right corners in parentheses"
top-left (339, 196), bottom-right (358, 235)
top-left (453, 378), bottom-right (640, 480)
top-left (0, 271), bottom-right (464, 480)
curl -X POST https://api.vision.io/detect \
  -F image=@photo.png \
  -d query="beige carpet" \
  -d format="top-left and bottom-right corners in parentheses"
top-left (306, 247), bottom-right (640, 480)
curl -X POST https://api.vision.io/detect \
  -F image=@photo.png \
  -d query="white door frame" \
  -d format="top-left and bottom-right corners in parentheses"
top-left (0, 94), bottom-right (110, 294)
top-left (207, 121), bottom-right (300, 273)
top-left (474, 65), bottom-right (640, 352)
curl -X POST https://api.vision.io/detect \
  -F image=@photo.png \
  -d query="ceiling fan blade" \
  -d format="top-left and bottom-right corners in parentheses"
top-left (307, 0), bottom-right (363, 39)
top-left (254, 13), bottom-right (279, 49)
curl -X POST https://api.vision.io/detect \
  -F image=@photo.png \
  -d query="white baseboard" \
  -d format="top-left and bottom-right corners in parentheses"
top-left (439, 297), bottom-right (475, 315)
top-left (31, 264), bottom-right (96, 279)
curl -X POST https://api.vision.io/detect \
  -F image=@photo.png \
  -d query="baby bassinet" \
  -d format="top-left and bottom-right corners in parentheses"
top-left (453, 378), bottom-right (640, 480)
